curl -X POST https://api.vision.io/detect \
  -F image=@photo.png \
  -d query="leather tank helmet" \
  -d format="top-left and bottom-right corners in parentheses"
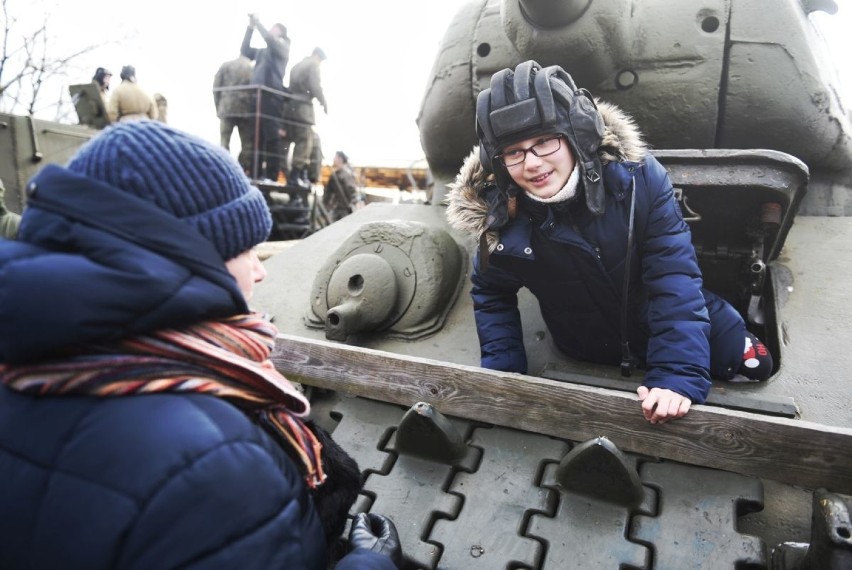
top-left (475, 60), bottom-right (607, 216)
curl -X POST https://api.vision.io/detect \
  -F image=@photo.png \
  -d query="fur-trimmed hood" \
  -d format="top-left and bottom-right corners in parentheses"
top-left (445, 100), bottom-right (647, 251)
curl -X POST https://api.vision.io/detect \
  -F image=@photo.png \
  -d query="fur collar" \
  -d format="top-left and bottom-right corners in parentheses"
top-left (445, 100), bottom-right (647, 252)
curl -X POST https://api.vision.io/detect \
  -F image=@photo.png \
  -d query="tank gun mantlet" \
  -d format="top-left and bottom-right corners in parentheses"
top-left (305, 220), bottom-right (467, 342)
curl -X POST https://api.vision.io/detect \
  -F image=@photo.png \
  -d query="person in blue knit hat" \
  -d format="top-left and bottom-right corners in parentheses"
top-left (0, 120), bottom-right (402, 569)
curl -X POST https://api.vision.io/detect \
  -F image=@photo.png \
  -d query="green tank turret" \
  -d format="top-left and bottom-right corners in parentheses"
top-left (418, 0), bottom-right (852, 215)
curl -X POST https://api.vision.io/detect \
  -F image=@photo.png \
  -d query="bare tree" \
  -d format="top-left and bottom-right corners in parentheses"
top-left (0, 0), bottom-right (110, 119)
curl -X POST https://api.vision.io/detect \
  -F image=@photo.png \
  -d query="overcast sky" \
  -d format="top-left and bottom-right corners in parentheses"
top-left (41, 0), bottom-right (462, 168)
top-left (10, 0), bottom-right (852, 168)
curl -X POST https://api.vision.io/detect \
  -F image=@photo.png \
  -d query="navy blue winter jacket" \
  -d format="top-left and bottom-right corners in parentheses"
top-left (0, 165), bottom-right (394, 569)
top-left (446, 103), bottom-right (745, 404)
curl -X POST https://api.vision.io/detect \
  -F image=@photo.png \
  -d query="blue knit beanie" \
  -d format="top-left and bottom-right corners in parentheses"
top-left (66, 120), bottom-right (272, 261)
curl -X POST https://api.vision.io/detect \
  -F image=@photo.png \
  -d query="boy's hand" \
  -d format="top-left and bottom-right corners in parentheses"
top-left (637, 386), bottom-right (691, 424)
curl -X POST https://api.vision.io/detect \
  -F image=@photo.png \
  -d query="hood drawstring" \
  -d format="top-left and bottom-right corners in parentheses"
top-left (620, 177), bottom-right (637, 377)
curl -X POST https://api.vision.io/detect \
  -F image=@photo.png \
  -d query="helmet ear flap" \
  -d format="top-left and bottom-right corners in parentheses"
top-left (568, 93), bottom-right (607, 215)
top-left (569, 92), bottom-right (605, 155)
top-left (478, 145), bottom-right (493, 174)
top-left (476, 89), bottom-right (497, 174)
top-left (543, 67), bottom-right (607, 215)
top-left (576, 88), bottom-right (598, 109)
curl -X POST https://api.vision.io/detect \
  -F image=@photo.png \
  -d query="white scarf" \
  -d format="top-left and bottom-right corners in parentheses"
top-left (524, 164), bottom-right (580, 204)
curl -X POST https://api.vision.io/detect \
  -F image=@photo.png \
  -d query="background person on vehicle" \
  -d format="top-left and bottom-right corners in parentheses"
top-left (241, 14), bottom-right (290, 180)
top-left (287, 46), bottom-right (328, 188)
top-left (214, 53), bottom-right (256, 173)
top-left (107, 64), bottom-right (159, 122)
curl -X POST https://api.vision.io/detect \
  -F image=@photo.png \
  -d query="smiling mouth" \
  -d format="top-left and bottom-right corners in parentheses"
top-left (529, 171), bottom-right (551, 184)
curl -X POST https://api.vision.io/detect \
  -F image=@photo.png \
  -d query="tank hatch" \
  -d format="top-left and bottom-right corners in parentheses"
top-left (653, 149), bottom-right (808, 325)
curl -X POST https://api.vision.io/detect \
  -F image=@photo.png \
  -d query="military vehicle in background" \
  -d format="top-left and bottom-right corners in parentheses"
top-left (0, 113), bottom-right (95, 215)
top-left (255, 1), bottom-right (852, 568)
top-left (1, 79), bottom-right (121, 204)
top-left (2, 85), bottom-right (351, 240)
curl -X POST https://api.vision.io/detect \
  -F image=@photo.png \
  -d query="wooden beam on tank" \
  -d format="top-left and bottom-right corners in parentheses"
top-left (272, 333), bottom-right (852, 494)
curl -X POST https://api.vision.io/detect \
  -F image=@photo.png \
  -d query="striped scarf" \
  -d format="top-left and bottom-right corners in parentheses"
top-left (0, 313), bottom-right (326, 489)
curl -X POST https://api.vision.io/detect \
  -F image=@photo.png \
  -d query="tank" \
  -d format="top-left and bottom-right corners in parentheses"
top-left (255, 1), bottom-right (852, 568)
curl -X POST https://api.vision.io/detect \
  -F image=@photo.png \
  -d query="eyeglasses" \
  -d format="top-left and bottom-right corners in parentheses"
top-left (497, 136), bottom-right (562, 167)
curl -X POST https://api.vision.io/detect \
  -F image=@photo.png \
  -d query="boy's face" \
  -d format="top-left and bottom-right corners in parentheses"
top-left (225, 249), bottom-right (267, 302)
top-left (503, 134), bottom-right (575, 199)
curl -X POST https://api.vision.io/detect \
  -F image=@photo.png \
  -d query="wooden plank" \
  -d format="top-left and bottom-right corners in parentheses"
top-left (541, 364), bottom-right (799, 418)
top-left (272, 334), bottom-right (852, 494)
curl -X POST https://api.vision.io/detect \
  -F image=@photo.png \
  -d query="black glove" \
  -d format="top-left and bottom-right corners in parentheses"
top-left (348, 512), bottom-right (403, 568)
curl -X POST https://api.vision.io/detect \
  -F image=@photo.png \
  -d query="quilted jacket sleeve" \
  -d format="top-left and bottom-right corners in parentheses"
top-left (637, 156), bottom-right (712, 403)
top-left (470, 253), bottom-right (528, 373)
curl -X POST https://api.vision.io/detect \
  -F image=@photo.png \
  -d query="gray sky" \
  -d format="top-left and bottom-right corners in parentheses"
top-left (9, 0), bottom-right (852, 168)
top-left (49, 0), bottom-right (462, 168)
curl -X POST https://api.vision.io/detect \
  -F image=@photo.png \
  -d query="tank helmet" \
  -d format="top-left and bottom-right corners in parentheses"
top-left (475, 61), bottom-right (607, 215)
